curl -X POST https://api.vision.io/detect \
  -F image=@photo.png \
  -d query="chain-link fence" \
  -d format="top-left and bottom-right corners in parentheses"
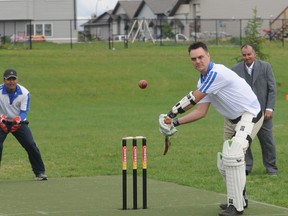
top-left (82, 17), bottom-right (287, 48)
top-left (0, 18), bottom-right (287, 49)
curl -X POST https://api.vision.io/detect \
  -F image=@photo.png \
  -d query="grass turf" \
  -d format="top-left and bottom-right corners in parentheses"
top-left (0, 41), bottom-right (287, 208)
top-left (0, 176), bottom-right (288, 216)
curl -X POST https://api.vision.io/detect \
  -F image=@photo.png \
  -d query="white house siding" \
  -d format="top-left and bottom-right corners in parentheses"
top-left (136, 4), bottom-right (157, 38)
top-left (0, 0), bottom-right (30, 19)
top-left (0, 0), bottom-right (77, 43)
top-left (0, 21), bottom-right (27, 37)
top-left (200, 0), bottom-right (287, 19)
top-left (198, 0), bottom-right (287, 37)
top-left (88, 13), bottom-right (112, 40)
top-left (112, 6), bottom-right (125, 36)
top-left (33, 1), bottom-right (74, 20)
top-left (173, 4), bottom-right (193, 38)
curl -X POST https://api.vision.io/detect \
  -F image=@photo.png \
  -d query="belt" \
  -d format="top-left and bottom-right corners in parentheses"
top-left (229, 116), bottom-right (241, 124)
top-left (252, 111), bottom-right (263, 123)
top-left (229, 111), bottom-right (263, 124)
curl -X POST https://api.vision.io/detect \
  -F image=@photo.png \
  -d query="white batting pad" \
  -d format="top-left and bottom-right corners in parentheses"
top-left (233, 112), bottom-right (255, 152)
top-left (217, 152), bottom-right (225, 180)
top-left (225, 162), bottom-right (246, 211)
top-left (240, 112), bottom-right (253, 122)
top-left (234, 121), bottom-right (254, 137)
top-left (222, 139), bottom-right (246, 212)
top-left (232, 136), bottom-right (249, 153)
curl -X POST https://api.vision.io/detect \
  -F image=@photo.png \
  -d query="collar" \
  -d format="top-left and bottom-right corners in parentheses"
top-left (200, 61), bottom-right (214, 83)
top-left (245, 61), bottom-right (255, 71)
top-left (2, 84), bottom-right (23, 95)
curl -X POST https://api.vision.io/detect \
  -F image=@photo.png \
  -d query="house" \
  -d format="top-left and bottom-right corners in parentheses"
top-left (82, 0), bottom-right (144, 41)
top-left (135, 0), bottom-right (193, 40)
top-left (82, 0), bottom-right (195, 41)
top-left (112, 0), bottom-right (143, 37)
top-left (0, 0), bottom-right (77, 43)
top-left (82, 11), bottom-right (115, 41)
top-left (83, 0), bottom-right (287, 42)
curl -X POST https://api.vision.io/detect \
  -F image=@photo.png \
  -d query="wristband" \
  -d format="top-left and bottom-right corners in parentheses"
top-left (173, 118), bottom-right (180, 127)
top-left (167, 111), bottom-right (177, 118)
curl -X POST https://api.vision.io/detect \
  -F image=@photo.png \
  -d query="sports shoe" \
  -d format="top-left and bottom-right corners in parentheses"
top-left (219, 199), bottom-right (248, 210)
top-left (219, 205), bottom-right (243, 216)
top-left (35, 173), bottom-right (48, 181)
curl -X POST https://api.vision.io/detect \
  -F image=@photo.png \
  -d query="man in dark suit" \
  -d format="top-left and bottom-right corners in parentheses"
top-left (231, 44), bottom-right (278, 176)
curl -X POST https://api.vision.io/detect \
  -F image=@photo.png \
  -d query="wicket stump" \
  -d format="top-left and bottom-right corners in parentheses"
top-left (122, 136), bottom-right (147, 210)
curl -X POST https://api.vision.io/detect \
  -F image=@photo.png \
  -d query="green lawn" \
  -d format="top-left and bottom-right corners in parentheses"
top-left (0, 41), bottom-right (287, 208)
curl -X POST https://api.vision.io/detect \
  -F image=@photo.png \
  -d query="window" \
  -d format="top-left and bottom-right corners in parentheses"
top-left (35, 24), bottom-right (43, 35)
top-left (26, 23), bottom-right (52, 37)
top-left (44, 24), bottom-right (52, 36)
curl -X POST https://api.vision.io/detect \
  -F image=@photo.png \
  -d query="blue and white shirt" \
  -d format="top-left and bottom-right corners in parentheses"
top-left (197, 62), bottom-right (260, 119)
top-left (0, 84), bottom-right (30, 121)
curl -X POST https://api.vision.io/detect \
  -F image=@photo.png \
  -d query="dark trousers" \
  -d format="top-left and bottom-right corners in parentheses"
top-left (0, 122), bottom-right (46, 175)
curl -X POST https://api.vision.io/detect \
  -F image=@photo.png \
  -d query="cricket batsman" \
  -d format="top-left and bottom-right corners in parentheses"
top-left (159, 42), bottom-right (263, 216)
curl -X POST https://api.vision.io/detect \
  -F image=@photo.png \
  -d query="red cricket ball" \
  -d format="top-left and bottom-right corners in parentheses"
top-left (164, 118), bottom-right (171, 124)
top-left (138, 80), bottom-right (148, 89)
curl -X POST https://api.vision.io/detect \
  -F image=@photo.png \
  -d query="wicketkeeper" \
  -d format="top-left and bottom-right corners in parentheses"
top-left (159, 42), bottom-right (263, 216)
top-left (0, 69), bottom-right (47, 181)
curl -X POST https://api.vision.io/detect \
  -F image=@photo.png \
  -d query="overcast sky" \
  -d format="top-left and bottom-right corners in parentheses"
top-left (77, 0), bottom-right (118, 19)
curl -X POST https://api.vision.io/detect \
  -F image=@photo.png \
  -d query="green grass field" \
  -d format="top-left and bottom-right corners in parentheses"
top-left (0, 41), bottom-right (287, 209)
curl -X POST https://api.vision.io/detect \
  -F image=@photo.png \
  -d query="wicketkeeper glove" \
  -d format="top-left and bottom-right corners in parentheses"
top-left (159, 114), bottom-right (177, 136)
top-left (11, 116), bottom-right (21, 133)
top-left (0, 114), bottom-right (8, 133)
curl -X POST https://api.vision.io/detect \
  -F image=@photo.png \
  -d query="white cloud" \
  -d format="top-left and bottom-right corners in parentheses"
top-left (77, 0), bottom-right (118, 19)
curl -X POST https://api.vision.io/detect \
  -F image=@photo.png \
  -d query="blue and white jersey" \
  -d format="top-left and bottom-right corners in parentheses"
top-left (197, 62), bottom-right (260, 119)
top-left (0, 84), bottom-right (30, 121)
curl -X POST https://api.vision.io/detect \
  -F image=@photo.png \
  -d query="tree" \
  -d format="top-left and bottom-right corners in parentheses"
top-left (162, 23), bottom-right (175, 39)
top-left (243, 7), bottom-right (268, 60)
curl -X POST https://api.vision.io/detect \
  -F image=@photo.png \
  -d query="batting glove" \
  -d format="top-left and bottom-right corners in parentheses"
top-left (11, 116), bottom-right (21, 133)
top-left (0, 114), bottom-right (8, 133)
top-left (159, 114), bottom-right (177, 136)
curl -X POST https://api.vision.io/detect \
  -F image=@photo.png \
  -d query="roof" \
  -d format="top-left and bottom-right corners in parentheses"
top-left (169, 0), bottom-right (192, 16)
top-left (83, 0), bottom-right (193, 26)
top-left (113, 0), bottom-right (143, 19)
top-left (144, 0), bottom-right (179, 15)
top-left (81, 10), bottom-right (114, 26)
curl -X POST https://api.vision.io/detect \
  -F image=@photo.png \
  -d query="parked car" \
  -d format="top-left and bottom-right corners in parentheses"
top-left (112, 35), bottom-right (128, 42)
top-left (201, 31), bottom-right (232, 39)
top-left (218, 31), bottom-right (232, 38)
top-left (175, 33), bottom-right (188, 41)
top-left (155, 35), bottom-right (170, 41)
top-left (191, 32), bottom-right (204, 39)
top-left (155, 33), bottom-right (188, 42)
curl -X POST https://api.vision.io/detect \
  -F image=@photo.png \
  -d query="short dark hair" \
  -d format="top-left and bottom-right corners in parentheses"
top-left (241, 43), bottom-right (255, 51)
top-left (188, 42), bottom-right (208, 53)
